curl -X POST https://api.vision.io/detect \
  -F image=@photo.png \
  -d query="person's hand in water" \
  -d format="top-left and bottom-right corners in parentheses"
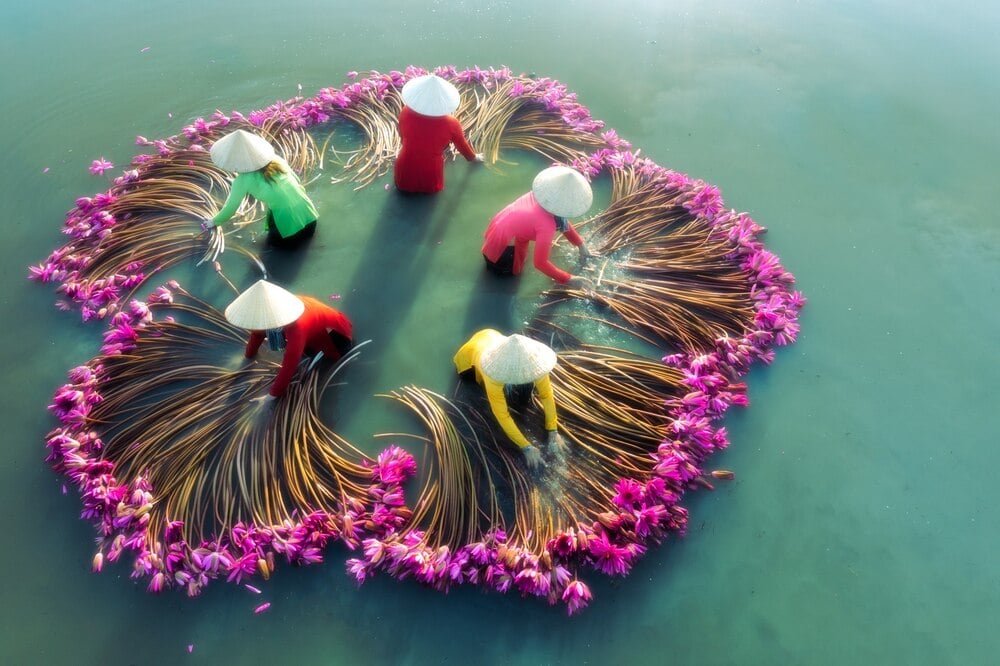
top-left (547, 430), bottom-right (570, 468)
top-left (473, 153), bottom-right (485, 163)
top-left (547, 430), bottom-right (566, 450)
top-left (578, 243), bottom-right (594, 261)
top-left (251, 393), bottom-right (276, 408)
top-left (566, 275), bottom-right (593, 290)
top-left (523, 444), bottom-right (543, 470)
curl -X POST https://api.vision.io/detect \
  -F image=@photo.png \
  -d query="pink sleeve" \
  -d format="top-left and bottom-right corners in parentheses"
top-left (531, 224), bottom-right (571, 283)
top-left (562, 221), bottom-right (584, 247)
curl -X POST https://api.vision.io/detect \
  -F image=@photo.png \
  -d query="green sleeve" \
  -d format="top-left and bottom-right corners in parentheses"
top-left (212, 174), bottom-right (251, 226)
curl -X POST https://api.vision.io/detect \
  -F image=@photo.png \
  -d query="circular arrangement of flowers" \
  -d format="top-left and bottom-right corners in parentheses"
top-left (33, 66), bottom-right (803, 614)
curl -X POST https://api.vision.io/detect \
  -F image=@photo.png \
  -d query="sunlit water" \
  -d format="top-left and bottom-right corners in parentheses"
top-left (3, 1), bottom-right (999, 664)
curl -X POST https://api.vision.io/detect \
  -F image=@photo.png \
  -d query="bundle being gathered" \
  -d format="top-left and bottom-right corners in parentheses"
top-left (46, 283), bottom-right (411, 595)
top-left (34, 66), bottom-right (803, 613)
top-left (31, 66), bottom-right (618, 318)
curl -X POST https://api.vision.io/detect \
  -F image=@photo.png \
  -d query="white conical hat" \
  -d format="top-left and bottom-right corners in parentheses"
top-left (401, 74), bottom-right (461, 116)
top-left (210, 129), bottom-right (277, 172)
top-left (479, 334), bottom-right (558, 384)
top-left (531, 166), bottom-right (594, 218)
top-left (224, 280), bottom-right (304, 330)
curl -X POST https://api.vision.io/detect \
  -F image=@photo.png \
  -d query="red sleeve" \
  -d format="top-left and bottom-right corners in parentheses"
top-left (448, 116), bottom-right (477, 161)
top-left (562, 221), bottom-right (584, 247)
top-left (299, 297), bottom-right (353, 340)
top-left (270, 325), bottom-right (306, 397)
top-left (531, 226), bottom-right (572, 283)
top-left (246, 331), bottom-right (265, 358)
top-left (322, 308), bottom-right (353, 340)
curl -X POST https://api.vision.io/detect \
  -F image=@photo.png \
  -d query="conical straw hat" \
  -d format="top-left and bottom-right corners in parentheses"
top-left (531, 166), bottom-right (593, 218)
top-left (210, 129), bottom-right (277, 172)
top-left (401, 74), bottom-right (461, 117)
top-left (224, 280), bottom-right (304, 330)
top-left (479, 334), bottom-right (558, 384)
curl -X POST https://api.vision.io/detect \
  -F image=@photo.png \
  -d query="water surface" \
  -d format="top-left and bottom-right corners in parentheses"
top-left (2, 1), bottom-right (998, 664)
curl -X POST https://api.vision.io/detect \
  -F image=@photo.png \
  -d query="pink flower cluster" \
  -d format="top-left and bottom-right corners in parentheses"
top-left (29, 186), bottom-right (147, 322)
top-left (89, 158), bottom-right (114, 176)
top-left (34, 67), bottom-right (804, 612)
top-left (346, 460), bottom-right (698, 615)
top-left (569, 147), bottom-right (806, 371)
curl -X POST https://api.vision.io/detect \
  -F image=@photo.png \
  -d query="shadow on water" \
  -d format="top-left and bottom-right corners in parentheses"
top-left (339, 165), bottom-right (476, 356)
top-left (460, 266), bottom-right (521, 336)
top-left (259, 225), bottom-right (320, 287)
top-left (322, 176), bottom-right (465, 439)
top-left (341, 190), bottom-right (439, 354)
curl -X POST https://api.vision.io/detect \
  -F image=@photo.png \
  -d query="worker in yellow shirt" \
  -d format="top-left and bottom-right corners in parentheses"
top-left (454, 329), bottom-right (565, 469)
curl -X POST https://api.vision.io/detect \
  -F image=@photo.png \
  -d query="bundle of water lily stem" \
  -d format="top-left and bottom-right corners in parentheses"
top-left (36, 66), bottom-right (803, 613)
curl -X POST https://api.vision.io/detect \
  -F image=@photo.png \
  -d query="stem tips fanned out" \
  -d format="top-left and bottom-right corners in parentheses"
top-left (38, 67), bottom-right (803, 614)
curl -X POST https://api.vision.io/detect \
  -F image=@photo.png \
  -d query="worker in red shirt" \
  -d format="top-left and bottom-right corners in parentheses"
top-left (482, 166), bottom-right (595, 284)
top-left (394, 73), bottom-right (483, 194)
top-left (224, 280), bottom-right (353, 400)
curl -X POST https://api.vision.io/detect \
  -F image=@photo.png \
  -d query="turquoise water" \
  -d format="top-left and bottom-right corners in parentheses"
top-left (3, 1), bottom-right (999, 664)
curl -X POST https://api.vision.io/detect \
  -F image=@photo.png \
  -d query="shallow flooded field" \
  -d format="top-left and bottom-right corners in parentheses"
top-left (2, 1), bottom-right (998, 663)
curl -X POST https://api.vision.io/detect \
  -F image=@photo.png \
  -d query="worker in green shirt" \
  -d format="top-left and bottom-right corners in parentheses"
top-left (207, 129), bottom-right (319, 247)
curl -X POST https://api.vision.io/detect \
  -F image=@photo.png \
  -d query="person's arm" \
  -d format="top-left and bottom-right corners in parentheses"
top-left (561, 220), bottom-right (593, 258)
top-left (531, 226), bottom-right (572, 283)
top-left (245, 330), bottom-right (266, 358)
top-left (484, 379), bottom-right (532, 449)
top-left (561, 220), bottom-right (584, 248)
top-left (269, 326), bottom-right (306, 397)
top-left (534, 375), bottom-right (558, 432)
top-left (448, 116), bottom-right (479, 161)
top-left (211, 174), bottom-right (251, 227)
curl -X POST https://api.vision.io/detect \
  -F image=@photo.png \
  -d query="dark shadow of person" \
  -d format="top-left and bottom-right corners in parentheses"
top-left (260, 230), bottom-right (313, 286)
top-left (460, 267), bottom-right (522, 336)
top-left (321, 186), bottom-right (444, 426)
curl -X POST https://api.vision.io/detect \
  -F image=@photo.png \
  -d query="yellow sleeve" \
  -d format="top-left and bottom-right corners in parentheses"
top-left (453, 340), bottom-right (475, 375)
top-left (535, 375), bottom-right (558, 431)
top-left (484, 378), bottom-right (531, 449)
top-left (454, 328), bottom-right (501, 375)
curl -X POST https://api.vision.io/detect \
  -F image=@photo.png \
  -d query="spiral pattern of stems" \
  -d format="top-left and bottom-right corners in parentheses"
top-left (88, 287), bottom-right (370, 546)
top-left (380, 347), bottom-right (687, 554)
top-left (536, 165), bottom-right (757, 352)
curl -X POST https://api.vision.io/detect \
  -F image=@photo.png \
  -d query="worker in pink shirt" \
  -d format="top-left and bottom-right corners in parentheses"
top-left (482, 166), bottom-right (594, 284)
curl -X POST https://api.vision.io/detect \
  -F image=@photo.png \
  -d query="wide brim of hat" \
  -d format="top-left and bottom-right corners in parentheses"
top-left (531, 166), bottom-right (594, 218)
top-left (224, 280), bottom-right (304, 330)
top-left (401, 74), bottom-right (461, 116)
top-left (210, 129), bottom-right (277, 172)
top-left (479, 334), bottom-right (557, 384)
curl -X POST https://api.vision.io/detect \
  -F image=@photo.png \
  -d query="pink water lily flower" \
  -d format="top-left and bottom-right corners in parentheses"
top-left (562, 580), bottom-right (592, 615)
top-left (89, 158), bottom-right (114, 176)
